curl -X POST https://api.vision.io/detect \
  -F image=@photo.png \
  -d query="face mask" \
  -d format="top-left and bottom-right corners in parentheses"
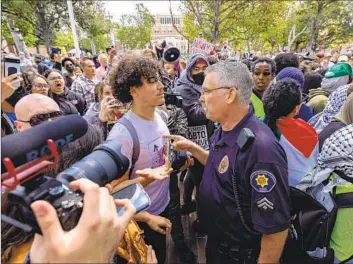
top-left (66, 66), bottom-right (74, 73)
top-left (192, 72), bottom-right (205, 85)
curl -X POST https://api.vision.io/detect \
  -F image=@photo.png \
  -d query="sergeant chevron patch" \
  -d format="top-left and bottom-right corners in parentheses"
top-left (256, 197), bottom-right (274, 211)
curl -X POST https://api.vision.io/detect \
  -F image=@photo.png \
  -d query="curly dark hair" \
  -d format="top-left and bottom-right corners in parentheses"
top-left (263, 78), bottom-right (301, 135)
top-left (251, 57), bottom-right (276, 75)
top-left (274, 53), bottom-right (300, 75)
top-left (108, 55), bottom-right (165, 103)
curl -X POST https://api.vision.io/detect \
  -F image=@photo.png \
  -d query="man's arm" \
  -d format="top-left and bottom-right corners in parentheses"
top-left (164, 135), bottom-right (209, 166)
top-left (189, 141), bottom-right (209, 166)
top-left (258, 229), bottom-right (288, 264)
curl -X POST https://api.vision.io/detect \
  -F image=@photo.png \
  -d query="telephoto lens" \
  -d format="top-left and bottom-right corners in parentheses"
top-left (57, 139), bottom-right (129, 186)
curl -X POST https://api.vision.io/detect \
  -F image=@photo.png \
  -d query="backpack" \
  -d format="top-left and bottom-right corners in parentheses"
top-left (282, 174), bottom-right (353, 264)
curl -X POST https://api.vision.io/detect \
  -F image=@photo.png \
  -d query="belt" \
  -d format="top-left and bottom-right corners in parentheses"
top-left (208, 240), bottom-right (260, 264)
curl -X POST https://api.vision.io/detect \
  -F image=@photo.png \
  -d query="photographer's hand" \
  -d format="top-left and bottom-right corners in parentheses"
top-left (99, 96), bottom-right (120, 122)
top-left (1, 64), bottom-right (22, 102)
top-left (30, 179), bottom-right (136, 263)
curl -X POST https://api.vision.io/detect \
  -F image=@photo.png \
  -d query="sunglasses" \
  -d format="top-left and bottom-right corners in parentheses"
top-left (17, 111), bottom-right (63, 127)
top-left (33, 83), bottom-right (50, 89)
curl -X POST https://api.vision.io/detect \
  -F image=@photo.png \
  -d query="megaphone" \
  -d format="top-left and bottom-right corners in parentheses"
top-left (163, 47), bottom-right (180, 63)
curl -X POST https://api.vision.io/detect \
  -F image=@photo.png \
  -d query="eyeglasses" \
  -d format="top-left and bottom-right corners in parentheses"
top-left (48, 76), bottom-right (63, 81)
top-left (201, 86), bottom-right (234, 95)
top-left (253, 72), bottom-right (272, 76)
top-left (17, 111), bottom-right (63, 127)
top-left (33, 83), bottom-right (50, 89)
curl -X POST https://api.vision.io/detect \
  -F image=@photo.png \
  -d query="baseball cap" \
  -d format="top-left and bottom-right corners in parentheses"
top-left (324, 63), bottom-right (353, 79)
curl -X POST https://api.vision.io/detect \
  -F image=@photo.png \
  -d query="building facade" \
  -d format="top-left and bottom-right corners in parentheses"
top-left (152, 14), bottom-right (188, 55)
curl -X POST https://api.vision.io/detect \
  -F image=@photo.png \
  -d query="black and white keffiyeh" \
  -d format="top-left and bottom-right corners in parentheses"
top-left (298, 124), bottom-right (353, 190)
top-left (312, 85), bottom-right (349, 131)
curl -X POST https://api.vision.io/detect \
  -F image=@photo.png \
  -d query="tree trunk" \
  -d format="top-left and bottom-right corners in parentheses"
top-left (212, 0), bottom-right (221, 44)
top-left (247, 38), bottom-right (251, 53)
top-left (306, 2), bottom-right (323, 53)
top-left (89, 37), bottom-right (96, 55)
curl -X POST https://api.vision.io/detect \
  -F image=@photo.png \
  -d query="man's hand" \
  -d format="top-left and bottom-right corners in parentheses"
top-left (146, 214), bottom-right (172, 235)
top-left (30, 179), bottom-right (136, 263)
top-left (163, 135), bottom-right (195, 152)
top-left (136, 164), bottom-right (173, 181)
top-left (163, 135), bottom-right (209, 166)
top-left (1, 64), bottom-right (21, 102)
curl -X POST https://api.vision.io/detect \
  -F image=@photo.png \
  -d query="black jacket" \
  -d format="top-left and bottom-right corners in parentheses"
top-left (176, 54), bottom-right (214, 146)
top-left (51, 87), bottom-right (86, 115)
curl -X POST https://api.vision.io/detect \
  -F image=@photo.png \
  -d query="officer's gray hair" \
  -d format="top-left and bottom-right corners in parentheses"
top-left (205, 61), bottom-right (253, 105)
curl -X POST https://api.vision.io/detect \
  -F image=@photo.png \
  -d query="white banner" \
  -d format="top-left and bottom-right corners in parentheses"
top-left (191, 38), bottom-right (213, 56)
top-left (187, 125), bottom-right (209, 150)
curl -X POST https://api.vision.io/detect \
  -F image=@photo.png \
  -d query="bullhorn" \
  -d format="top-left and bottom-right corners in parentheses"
top-left (163, 47), bottom-right (180, 63)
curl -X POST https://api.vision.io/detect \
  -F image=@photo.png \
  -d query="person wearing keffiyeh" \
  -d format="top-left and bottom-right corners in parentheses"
top-left (297, 124), bottom-right (353, 263)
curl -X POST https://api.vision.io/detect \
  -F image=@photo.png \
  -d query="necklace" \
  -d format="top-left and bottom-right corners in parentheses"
top-left (131, 108), bottom-right (155, 121)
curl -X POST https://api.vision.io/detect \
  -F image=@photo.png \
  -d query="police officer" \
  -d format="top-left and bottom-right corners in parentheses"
top-left (165, 61), bottom-right (291, 264)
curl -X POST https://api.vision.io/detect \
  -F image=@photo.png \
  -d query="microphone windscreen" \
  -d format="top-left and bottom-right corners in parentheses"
top-left (1, 115), bottom-right (88, 172)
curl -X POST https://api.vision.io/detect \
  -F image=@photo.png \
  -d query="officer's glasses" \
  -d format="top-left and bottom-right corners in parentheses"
top-left (201, 86), bottom-right (234, 95)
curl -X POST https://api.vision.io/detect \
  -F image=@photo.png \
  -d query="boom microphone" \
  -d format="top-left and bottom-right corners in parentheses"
top-left (1, 115), bottom-right (88, 172)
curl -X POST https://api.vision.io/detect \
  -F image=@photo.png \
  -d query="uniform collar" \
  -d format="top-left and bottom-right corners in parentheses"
top-left (214, 110), bottom-right (254, 147)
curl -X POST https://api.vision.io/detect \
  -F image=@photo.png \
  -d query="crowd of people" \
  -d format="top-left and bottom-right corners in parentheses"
top-left (1, 41), bottom-right (353, 264)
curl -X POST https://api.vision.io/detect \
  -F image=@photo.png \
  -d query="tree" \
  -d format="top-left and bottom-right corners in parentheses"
top-left (116, 4), bottom-right (155, 49)
top-left (1, 0), bottom-right (95, 54)
top-left (74, 1), bottom-right (113, 55)
top-left (170, 0), bottom-right (251, 44)
top-left (53, 31), bottom-right (74, 51)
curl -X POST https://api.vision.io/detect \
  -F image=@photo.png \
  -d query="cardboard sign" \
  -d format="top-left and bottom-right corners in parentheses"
top-left (187, 125), bottom-right (209, 150)
top-left (191, 38), bottom-right (213, 56)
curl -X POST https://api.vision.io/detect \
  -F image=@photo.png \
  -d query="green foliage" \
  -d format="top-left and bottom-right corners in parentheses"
top-left (179, 0), bottom-right (353, 52)
top-left (116, 3), bottom-right (154, 49)
top-left (53, 31), bottom-right (74, 50)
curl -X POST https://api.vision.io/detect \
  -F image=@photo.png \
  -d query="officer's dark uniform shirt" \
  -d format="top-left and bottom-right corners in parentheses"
top-left (198, 111), bottom-right (291, 248)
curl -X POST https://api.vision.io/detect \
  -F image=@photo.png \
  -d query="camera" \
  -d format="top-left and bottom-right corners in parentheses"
top-left (164, 91), bottom-right (183, 108)
top-left (2, 119), bottom-right (129, 234)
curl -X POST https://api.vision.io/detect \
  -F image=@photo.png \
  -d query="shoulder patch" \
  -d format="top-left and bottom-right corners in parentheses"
top-left (250, 170), bottom-right (277, 193)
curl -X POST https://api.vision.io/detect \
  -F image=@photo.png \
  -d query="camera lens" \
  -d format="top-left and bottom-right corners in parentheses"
top-left (57, 140), bottom-right (129, 186)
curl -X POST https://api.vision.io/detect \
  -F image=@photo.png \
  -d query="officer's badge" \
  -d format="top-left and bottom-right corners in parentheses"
top-left (250, 171), bottom-right (276, 193)
top-left (218, 155), bottom-right (229, 174)
top-left (256, 197), bottom-right (274, 212)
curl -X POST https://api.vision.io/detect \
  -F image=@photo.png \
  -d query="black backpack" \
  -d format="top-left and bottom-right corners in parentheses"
top-left (282, 174), bottom-right (353, 264)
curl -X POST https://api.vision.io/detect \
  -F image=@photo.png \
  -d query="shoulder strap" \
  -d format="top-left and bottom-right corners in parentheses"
top-left (117, 117), bottom-right (140, 179)
top-left (156, 108), bottom-right (168, 125)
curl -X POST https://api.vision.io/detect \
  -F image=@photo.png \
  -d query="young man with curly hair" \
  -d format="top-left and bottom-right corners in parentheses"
top-left (107, 55), bottom-right (173, 264)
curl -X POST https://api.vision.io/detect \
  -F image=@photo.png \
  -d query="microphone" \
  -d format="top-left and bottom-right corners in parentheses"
top-left (1, 115), bottom-right (88, 172)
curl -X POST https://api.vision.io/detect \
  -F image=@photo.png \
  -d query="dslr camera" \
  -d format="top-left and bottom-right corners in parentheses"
top-left (1, 116), bottom-right (129, 234)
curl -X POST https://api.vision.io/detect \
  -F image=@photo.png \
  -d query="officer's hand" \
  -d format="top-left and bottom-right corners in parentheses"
top-left (136, 164), bottom-right (173, 181)
top-left (30, 179), bottom-right (136, 263)
top-left (163, 135), bottom-right (195, 152)
top-left (147, 214), bottom-right (172, 235)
